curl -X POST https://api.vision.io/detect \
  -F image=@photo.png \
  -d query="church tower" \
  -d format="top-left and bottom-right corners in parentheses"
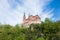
top-left (23, 12), bottom-right (26, 21)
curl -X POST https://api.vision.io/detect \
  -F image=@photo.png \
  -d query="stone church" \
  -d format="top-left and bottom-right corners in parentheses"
top-left (23, 13), bottom-right (41, 26)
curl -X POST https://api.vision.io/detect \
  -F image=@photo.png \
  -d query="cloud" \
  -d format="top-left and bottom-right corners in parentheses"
top-left (0, 0), bottom-right (54, 25)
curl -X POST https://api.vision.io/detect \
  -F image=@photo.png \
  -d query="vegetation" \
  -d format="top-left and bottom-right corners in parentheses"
top-left (0, 18), bottom-right (60, 40)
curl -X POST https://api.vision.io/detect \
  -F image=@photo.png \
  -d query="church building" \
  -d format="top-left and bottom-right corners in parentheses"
top-left (23, 13), bottom-right (41, 26)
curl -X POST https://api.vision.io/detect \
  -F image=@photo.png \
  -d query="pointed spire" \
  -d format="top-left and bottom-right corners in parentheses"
top-left (23, 12), bottom-right (26, 21)
top-left (28, 13), bottom-right (32, 17)
top-left (28, 12), bottom-right (30, 17)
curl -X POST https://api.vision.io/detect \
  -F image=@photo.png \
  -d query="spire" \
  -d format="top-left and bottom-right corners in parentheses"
top-left (28, 13), bottom-right (30, 17)
top-left (23, 12), bottom-right (26, 21)
top-left (28, 12), bottom-right (32, 17)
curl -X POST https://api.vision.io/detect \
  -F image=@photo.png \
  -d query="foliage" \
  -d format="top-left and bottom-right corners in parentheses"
top-left (0, 18), bottom-right (60, 40)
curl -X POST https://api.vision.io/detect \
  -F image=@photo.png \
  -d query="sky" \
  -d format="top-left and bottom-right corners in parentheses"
top-left (0, 0), bottom-right (60, 25)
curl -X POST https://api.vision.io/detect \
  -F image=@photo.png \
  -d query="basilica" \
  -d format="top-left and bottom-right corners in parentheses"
top-left (23, 13), bottom-right (41, 26)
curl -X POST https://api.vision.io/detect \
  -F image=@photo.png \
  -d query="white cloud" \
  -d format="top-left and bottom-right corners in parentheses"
top-left (0, 0), bottom-right (54, 25)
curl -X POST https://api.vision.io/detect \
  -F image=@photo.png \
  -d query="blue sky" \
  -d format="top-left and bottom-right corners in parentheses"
top-left (47, 0), bottom-right (60, 21)
top-left (0, 0), bottom-right (60, 25)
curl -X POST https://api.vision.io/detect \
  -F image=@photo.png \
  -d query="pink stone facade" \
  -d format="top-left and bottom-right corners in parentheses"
top-left (23, 13), bottom-right (41, 26)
